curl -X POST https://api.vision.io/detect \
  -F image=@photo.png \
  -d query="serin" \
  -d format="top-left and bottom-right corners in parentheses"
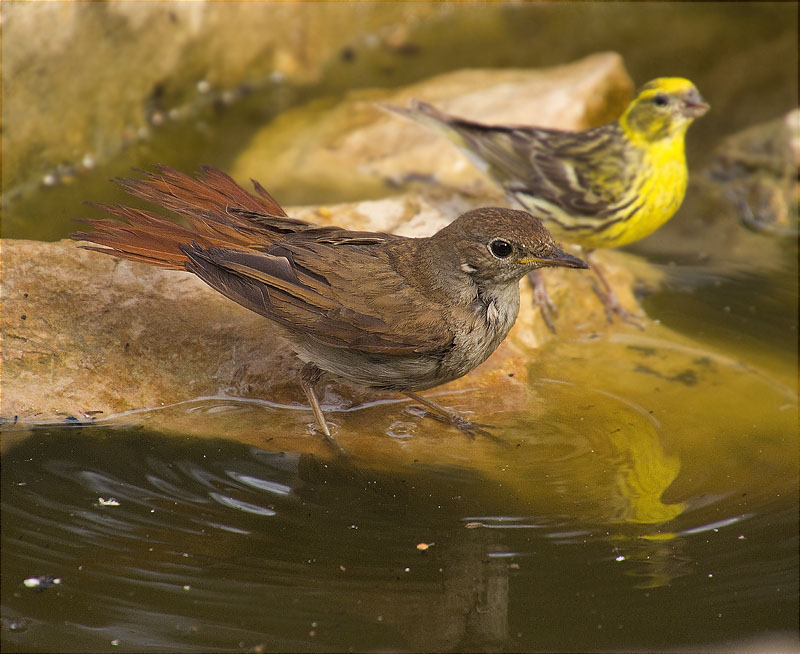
top-left (385, 77), bottom-right (709, 328)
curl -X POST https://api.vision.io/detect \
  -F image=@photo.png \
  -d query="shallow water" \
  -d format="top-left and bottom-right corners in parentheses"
top-left (1, 421), bottom-right (797, 653)
top-left (2, 2), bottom-right (798, 652)
top-left (3, 317), bottom-right (797, 652)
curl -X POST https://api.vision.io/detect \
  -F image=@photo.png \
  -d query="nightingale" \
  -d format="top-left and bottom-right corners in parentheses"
top-left (71, 166), bottom-right (587, 439)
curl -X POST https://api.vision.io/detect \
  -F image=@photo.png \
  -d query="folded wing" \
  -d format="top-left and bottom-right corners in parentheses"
top-left (182, 231), bottom-right (454, 355)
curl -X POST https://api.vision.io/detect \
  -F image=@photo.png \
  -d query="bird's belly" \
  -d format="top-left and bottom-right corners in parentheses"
top-left (290, 295), bottom-right (519, 394)
top-left (600, 160), bottom-right (688, 247)
top-left (292, 338), bottom-right (445, 392)
top-left (512, 158), bottom-right (688, 250)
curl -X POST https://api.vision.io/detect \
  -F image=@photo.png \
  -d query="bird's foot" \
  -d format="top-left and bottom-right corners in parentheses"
top-left (584, 251), bottom-right (646, 329)
top-left (403, 392), bottom-right (502, 442)
top-left (300, 362), bottom-right (341, 444)
top-left (590, 278), bottom-right (645, 329)
top-left (425, 411), bottom-right (497, 441)
top-left (528, 270), bottom-right (558, 333)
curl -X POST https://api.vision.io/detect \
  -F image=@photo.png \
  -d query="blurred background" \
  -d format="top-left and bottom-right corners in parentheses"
top-left (2, 2), bottom-right (796, 239)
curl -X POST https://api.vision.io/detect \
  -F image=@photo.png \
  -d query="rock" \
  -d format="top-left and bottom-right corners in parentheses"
top-left (1, 53), bottom-right (660, 440)
top-left (705, 108), bottom-right (799, 237)
top-left (2, 2), bottom-right (456, 197)
top-left (632, 109), bottom-right (797, 277)
top-left (232, 52), bottom-right (633, 205)
top-left (0, 202), bottom-right (655, 431)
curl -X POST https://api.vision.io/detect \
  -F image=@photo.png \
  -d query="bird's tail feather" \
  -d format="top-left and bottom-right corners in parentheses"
top-left (73, 205), bottom-right (231, 270)
top-left (379, 99), bottom-right (468, 146)
top-left (71, 166), bottom-right (314, 270)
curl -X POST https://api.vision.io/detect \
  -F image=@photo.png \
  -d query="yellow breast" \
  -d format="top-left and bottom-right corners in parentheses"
top-left (603, 139), bottom-right (688, 248)
top-left (564, 135), bottom-right (689, 250)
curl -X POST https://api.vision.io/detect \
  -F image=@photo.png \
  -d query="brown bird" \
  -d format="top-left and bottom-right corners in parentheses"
top-left (72, 166), bottom-right (587, 439)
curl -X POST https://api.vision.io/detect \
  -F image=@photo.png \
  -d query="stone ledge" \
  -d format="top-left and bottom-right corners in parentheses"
top-left (0, 206), bottom-right (656, 428)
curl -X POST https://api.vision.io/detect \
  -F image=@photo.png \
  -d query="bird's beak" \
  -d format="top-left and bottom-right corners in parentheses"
top-left (681, 96), bottom-right (710, 118)
top-left (519, 247), bottom-right (588, 269)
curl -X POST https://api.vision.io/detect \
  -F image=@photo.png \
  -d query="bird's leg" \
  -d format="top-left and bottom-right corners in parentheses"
top-left (585, 250), bottom-right (645, 329)
top-left (403, 392), bottom-right (499, 441)
top-left (299, 362), bottom-right (333, 438)
top-left (527, 269), bottom-right (558, 333)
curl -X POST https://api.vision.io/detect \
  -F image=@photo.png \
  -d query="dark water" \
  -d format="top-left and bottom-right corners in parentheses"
top-left (2, 420), bottom-right (797, 653)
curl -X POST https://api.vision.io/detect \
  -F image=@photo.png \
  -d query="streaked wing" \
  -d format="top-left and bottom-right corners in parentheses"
top-left (182, 231), bottom-right (454, 355)
top-left (450, 120), bottom-right (638, 218)
top-left (514, 123), bottom-right (637, 216)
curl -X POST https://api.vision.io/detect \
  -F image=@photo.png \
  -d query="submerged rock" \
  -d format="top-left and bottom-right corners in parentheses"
top-left (705, 108), bottom-right (799, 237)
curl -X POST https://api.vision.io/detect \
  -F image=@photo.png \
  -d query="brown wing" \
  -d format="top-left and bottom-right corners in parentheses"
top-left (72, 166), bottom-right (452, 354)
top-left (71, 166), bottom-right (316, 269)
top-left (503, 123), bottom-right (638, 217)
top-left (181, 232), bottom-right (454, 355)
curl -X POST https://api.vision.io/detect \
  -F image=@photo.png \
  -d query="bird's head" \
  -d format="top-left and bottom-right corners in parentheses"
top-left (433, 207), bottom-right (588, 286)
top-left (620, 77), bottom-right (709, 145)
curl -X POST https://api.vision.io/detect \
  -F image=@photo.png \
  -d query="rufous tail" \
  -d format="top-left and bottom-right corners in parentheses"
top-left (71, 165), bottom-right (313, 270)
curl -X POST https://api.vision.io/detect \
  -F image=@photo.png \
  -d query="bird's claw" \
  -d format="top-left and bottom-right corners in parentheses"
top-left (451, 416), bottom-right (497, 441)
top-left (528, 271), bottom-right (558, 333)
top-left (407, 404), bottom-right (500, 442)
top-left (591, 278), bottom-right (646, 329)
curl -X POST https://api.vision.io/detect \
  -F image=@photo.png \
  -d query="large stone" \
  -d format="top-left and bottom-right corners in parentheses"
top-left (0, 52), bottom-right (651, 437)
top-left (0, 199), bottom-right (654, 430)
top-left (0, 52), bottom-right (659, 450)
top-left (232, 52), bottom-right (633, 205)
top-left (704, 108), bottom-right (799, 237)
top-left (1, 2), bottom-right (453, 195)
top-left (632, 109), bottom-right (798, 276)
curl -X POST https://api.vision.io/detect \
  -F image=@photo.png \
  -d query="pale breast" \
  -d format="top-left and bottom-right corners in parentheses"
top-left (287, 282), bottom-right (522, 394)
top-left (440, 286), bottom-right (520, 384)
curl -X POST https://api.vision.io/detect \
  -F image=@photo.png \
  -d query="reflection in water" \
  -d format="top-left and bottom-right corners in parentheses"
top-left (533, 380), bottom-right (686, 526)
top-left (1, 422), bottom-right (797, 652)
top-left (614, 535), bottom-right (694, 591)
top-left (2, 314), bottom-right (797, 651)
top-left (606, 420), bottom-right (684, 525)
top-left (0, 431), bottom-right (522, 651)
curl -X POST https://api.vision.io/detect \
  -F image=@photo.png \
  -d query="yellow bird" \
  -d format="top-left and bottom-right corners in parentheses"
top-left (385, 77), bottom-right (709, 327)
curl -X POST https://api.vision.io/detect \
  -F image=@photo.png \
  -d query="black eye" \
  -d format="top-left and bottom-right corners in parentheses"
top-left (489, 239), bottom-right (513, 258)
top-left (653, 93), bottom-right (669, 107)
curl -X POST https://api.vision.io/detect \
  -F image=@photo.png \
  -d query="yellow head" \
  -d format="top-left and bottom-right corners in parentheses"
top-left (619, 77), bottom-right (709, 145)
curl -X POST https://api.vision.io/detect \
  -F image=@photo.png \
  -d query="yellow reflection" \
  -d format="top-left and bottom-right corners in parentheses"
top-left (606, 422), bottom-right (685, 525)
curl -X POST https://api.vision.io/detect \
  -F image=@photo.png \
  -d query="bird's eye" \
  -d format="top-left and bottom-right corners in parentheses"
top-left (653, 93), bottom-right (669, 107)
top-left (489, 239), bottom-right (513, 258)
